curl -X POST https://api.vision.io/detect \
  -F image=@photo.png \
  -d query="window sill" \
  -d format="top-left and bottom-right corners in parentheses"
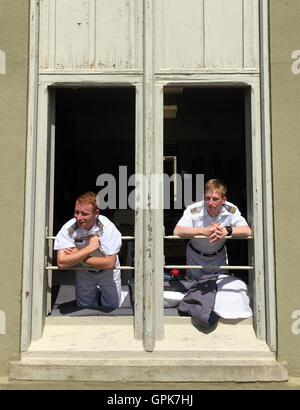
top-left (10, 316), bottom-right (288, 382)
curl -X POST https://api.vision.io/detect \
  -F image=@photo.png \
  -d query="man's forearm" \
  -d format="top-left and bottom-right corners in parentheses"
top-left (57, 235), bottom-right (101, 269)
top-left (232, 225), bottom-right (252, 238)
top-left (57, 246), bottom-right (93, 269)
top-left (174, 224), bottom-right (252, 240)
top-left (84, 255), bottom-right (116, 270)
top-left (173, 226), bottom-right (207, 238)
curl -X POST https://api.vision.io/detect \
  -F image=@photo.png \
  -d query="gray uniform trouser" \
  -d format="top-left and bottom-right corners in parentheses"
top-left (75, 268), bottom-right (121, 308)
top-left (186, 242), bottom-right (228, 281)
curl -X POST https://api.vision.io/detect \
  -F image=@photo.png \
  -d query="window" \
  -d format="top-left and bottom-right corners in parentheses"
top-left (21, 0), bottom-right (275, 356)
top-left (163, 87), bottom-right (251, 294)
top-left (47, 87), bottom-right (136, 317)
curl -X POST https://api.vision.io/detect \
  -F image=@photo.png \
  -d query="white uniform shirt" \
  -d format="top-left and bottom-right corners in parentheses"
top-left (176, 200), bottom-right (248, 253)
top-left (54, 215), bottom-right (124, 308)
top-left (54, 214), bottom-right (122, 267)
top-left (176, 200), bottom-right (252, 319)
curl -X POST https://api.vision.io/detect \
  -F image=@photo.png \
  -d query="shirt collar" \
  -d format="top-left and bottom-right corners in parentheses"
top-left (203, 202), bottom-right (230, 219)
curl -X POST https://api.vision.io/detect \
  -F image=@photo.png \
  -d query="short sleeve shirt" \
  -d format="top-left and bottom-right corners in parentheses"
top-left (54, 215), bottom-right (122, 258)
top-left (176, 200), bottom-right (248, 253)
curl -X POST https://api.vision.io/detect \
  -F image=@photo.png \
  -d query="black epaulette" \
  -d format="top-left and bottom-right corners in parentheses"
top-left (224, 204), bottom-right (236, 214)
top-left (68, 222), bottom-right (77, 235)
top-left (190, 206), bottom-right (202, 214)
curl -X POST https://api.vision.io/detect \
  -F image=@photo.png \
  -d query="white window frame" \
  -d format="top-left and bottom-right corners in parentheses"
top-left (21, 0), bottom-right (276, 353)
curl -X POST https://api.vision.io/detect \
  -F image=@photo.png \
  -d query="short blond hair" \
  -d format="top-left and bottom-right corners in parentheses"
top-left (205, 179), bottom-right (227, 197)
top-left (75, 191), bottom-right (98, 211)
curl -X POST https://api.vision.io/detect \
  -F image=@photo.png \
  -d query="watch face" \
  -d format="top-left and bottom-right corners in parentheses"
top-left (226, 226), bottom-right (232, 235)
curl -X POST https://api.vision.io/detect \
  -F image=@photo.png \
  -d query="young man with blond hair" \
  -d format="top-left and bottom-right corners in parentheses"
top-left (54, 191), bottom-right (125, 309)
top-left (174, 179), bottom-right (252, 322)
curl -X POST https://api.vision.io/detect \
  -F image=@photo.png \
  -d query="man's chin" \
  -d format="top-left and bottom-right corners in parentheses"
top-left (208, 210), bottom-right (218, 218)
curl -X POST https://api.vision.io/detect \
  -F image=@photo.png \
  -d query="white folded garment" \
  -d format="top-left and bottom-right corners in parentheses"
top-left (213, 274), bottom-right (253, 319)
top-left (119, 290), bottom-right (128, 307)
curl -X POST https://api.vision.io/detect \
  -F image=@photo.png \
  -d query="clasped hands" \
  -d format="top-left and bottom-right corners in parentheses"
top-left (204, 223), bottom-right (228, 243)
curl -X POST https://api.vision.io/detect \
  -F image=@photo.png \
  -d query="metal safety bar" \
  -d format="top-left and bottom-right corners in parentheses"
top-left (164, 235), bottom-right (253, 240)
top-left (164, 265), bottom-right (253, 270)
top-left (46, 235), bottom-right (134, 271)
top-left (46, 265), bottom-right (254, 271)
top-left (45, 265), bottom-right (252, 271)
top-left (46, 236), bottom-right (134, 240)
top-left (164, 235), bottom-right (254, 270)
top-left (46, 234), bottom-right (253, 271)
top-left (47, 235), bottom-right (253, 240)
top-left (46, 266), bottom-right (135, 271)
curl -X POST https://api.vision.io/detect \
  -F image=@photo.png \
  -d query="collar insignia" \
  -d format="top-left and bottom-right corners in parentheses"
top-left (68, 222), bottom-right (77, 234)
top-left (224, 204), bottom-right (236, 214)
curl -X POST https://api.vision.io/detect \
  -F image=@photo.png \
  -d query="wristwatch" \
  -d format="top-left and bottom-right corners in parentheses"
top-left (225, 226), bottom-right (232, 236)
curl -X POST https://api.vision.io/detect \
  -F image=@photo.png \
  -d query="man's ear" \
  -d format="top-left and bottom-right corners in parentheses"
top-left (222, 196), bottom-right (227, 205)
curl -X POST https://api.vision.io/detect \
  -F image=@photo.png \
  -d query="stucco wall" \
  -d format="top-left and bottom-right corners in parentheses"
top-left (0, 0), bottom-right (29, 377)
top-left (269, 0), bottom-right (300, 376)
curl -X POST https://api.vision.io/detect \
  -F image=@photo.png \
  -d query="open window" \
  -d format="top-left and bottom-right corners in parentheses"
top-left (163, 86), bottom-right (253, 314)
top-left (47, 87), bottom-right (136, 317)
top-left (21, 77), bottom-right (273, 361)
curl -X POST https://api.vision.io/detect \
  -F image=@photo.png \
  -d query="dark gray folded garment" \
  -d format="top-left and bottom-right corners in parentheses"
top-left (178, 274), bottom-right (219, 328)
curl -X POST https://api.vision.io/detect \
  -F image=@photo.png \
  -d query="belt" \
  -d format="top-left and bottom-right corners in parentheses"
top-left (88, 269), bottom-right (104, 273)
top-left (189, 242), bottom-right (225, 257)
